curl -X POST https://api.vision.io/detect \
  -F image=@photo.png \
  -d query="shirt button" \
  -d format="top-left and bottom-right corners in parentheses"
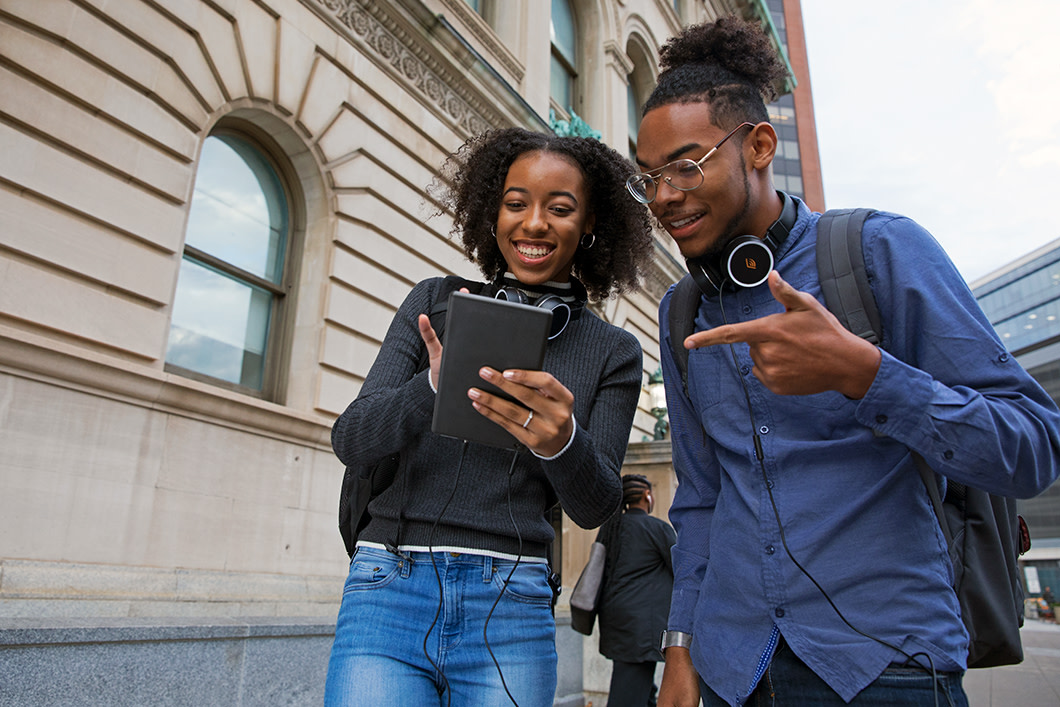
top-left (742, 305), bottom-right (753, 315)
top-left (999, 353), bottom-right (1010, 362)
top-left (741, 365), bottom-right (750, 376)
top-left (766, 479), bottom-right (775, 489)
top-left (775, 608), bottom-right (785, 618)
top-left (759, 426), bottom-right (769, 435)
top-left (765, 545), bottom-right (775, 555)
top-left (943, 450), bottom-right (954, 460)
top-left (875, 414), bottom-right (887, 425)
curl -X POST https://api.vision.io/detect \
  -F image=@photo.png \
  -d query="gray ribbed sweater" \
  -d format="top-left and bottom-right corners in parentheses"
top-left (331, 277), bottom-right (642, 558)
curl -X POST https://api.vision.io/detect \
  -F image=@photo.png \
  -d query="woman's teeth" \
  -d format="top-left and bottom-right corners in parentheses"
top-left (517, 244), bottom-right (552, 258)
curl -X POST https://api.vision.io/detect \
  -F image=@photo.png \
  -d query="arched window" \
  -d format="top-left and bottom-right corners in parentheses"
top-left (165, 130), bottom-right (293, 397)
top-left (550, 0), bottom-right (577, 114)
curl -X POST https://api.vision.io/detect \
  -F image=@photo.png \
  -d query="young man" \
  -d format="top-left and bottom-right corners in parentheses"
top-left (631, 17), bottom-right (1060, 707)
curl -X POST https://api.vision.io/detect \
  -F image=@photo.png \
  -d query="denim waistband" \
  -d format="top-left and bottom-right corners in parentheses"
top-left (356, 541), bottom-right (547, 563)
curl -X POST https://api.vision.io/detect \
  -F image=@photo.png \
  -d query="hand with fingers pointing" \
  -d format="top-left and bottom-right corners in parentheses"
top-left (684, 270), bottom-right (881, 400)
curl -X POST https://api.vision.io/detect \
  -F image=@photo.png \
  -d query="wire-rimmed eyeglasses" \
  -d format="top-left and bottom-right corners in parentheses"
top-left (626, 122), bottom-right (755, 204)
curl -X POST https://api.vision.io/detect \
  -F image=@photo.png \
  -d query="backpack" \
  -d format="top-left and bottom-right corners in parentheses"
top-left (666, 208), bottom-right (1030, 669)
top-left (337, 275), bottom-right (484, 557)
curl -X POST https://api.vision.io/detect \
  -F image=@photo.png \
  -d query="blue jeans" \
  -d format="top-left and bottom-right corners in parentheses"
top-left (324, 546), bottom-right (557, 707)
top-left (700, 638), bottom-right (968, 706)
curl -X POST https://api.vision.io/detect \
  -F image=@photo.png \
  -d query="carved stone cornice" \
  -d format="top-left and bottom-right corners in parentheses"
top-left (311, 0), bottom-right (502, 135)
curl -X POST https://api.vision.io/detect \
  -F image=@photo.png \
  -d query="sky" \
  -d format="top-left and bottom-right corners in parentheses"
top-left (800, 0), bottom-right (1060, 284)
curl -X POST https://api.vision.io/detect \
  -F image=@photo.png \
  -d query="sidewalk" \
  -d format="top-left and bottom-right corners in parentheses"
top-left (963, 618), bottom-right (1060, 706)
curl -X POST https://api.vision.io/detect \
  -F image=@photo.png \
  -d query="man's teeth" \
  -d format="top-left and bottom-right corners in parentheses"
top-left (671, 214), bottom-right (701, 229)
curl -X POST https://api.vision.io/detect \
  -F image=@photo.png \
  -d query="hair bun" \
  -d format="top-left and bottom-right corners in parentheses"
top-left (659, 16), bottom-right (787, 102)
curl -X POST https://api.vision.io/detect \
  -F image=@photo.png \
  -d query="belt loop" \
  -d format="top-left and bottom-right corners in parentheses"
top-left (400, 553), bottom-right (413, 579)
top-left (482, 555), bottom-right (493, 583)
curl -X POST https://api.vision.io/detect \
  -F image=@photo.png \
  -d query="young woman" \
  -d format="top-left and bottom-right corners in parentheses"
top-left (324, 127), bottom-right (654, 707)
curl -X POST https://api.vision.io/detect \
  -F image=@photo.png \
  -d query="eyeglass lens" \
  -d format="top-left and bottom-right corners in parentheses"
top-left (627, 122), bottom-right (754, 203)
top-left (627, 161), bottom-right (702, 203)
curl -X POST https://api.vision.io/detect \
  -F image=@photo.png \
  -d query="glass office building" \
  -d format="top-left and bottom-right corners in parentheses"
top-left (762, 0), bottom-right (825, 212)
top-left (972, 238), bottom-right (1060, 594)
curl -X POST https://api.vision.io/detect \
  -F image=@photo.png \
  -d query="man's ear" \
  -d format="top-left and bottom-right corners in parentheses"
top-left (747, 122), bottom-right (778, 171)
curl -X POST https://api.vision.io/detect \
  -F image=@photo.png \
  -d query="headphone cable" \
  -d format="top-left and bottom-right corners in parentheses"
top-left (718, 286), bottom-right (952, 707)
top-left (483, 448), bottom-right (524, 706)
top-left (423, 440), bottom-right (469, 706)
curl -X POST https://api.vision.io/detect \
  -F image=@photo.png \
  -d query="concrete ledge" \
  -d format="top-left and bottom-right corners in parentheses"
top-left (0, 559), bottom-right (342, 620)
top-left (0, 615), bottom-right (336, 646)
top-left (0, 617), bottom-right (334, 707)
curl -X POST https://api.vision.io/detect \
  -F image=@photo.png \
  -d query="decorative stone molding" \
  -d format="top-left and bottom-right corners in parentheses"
top-left (311, 0), bottom-right (503, 135)
top-left (604, 39), bottom-right (634, 79)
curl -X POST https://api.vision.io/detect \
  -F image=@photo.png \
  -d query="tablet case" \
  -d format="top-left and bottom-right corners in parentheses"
top-left (432, 291), bottom-right (552, 449)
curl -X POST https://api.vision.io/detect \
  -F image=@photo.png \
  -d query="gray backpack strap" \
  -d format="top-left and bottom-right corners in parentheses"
top-left (816, 208), bottom-right (881, 345)
top-left (667, 275), bottom-right (702, 397)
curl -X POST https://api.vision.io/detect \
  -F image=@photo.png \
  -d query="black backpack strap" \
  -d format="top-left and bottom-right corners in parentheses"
top-left (667, 275), bottom-right (702, 398)
top-left (817, 209), bottom-right (953, 518)
top-left (349, 275), bottom-right (485, 558)
top-left (413, 276), bottom-right (483, 371)
top-left (428, 276), bottom-right (488, 327)
top-left (816, 208), bottom-right (881, 345)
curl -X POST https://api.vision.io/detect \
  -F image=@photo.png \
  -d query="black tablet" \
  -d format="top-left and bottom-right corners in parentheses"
top-left (431, 291), bottom-right (552, 449)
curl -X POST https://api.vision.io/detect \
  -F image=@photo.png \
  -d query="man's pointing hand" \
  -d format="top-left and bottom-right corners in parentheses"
top-left (683, 271), bottom-right (881, 399)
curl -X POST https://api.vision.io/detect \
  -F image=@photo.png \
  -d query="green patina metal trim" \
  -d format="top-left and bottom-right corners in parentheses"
top-left (746, 0), bottom-right (797, 95)
top-left (549, 109), bottom-right (602, 140)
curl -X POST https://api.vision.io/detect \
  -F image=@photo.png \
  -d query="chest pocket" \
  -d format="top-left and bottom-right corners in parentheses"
top-left (685, 345), bottom-right (732, 410)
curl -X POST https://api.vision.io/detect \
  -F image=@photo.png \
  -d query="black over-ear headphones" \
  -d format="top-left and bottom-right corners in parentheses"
top-left (494, 287), bottom-right (584, 340)
top-left (686, 191), bottom-right (797, 297)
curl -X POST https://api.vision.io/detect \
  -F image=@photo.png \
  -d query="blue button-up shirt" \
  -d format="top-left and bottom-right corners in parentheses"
top-left (660, 198), bottom-right (1060, 705)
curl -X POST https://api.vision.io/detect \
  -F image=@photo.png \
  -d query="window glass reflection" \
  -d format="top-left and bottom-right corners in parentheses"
top-left (167, 258), bottom-right (271, 390)
top-left (185, 136), bottom-right (287, 284)
top-left (628, 84), bottom-right (640, 144)
top-left (550, 0), bottom-right (575, 62)
top-left (979, 262), bottom-right (1060, 324)
top-left (551, 54), bottom-right (573, 110)
top-left (550, 0), bottom-right (576, 110)
top-left (993, 298), bottom-right (1060, 352)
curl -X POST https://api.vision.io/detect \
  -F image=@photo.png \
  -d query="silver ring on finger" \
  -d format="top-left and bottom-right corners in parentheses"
top-left (522, 410), bottom-right (534, 429)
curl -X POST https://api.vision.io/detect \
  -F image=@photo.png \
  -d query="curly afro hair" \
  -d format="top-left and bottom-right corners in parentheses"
top-left (432, 127), bottom-right (654, 301)
top-left (643, 16), bottom-right (789, 130)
